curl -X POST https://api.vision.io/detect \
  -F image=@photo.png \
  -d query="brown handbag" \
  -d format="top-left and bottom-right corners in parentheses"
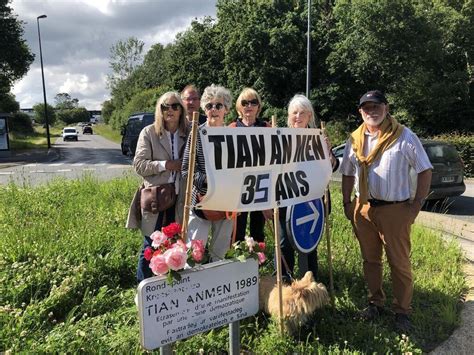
top-left (197, 193), bottom-right (227, 221)
top-left (140, 183), bottom-right (176, 214)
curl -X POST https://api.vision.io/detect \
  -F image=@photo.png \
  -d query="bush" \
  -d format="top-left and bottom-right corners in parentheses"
top-left (8, 112), bottom-right (34, 134)
top-left (109, 86), bottom-right (171, 129)
top-left (430, 132), bottom-right (474, 178)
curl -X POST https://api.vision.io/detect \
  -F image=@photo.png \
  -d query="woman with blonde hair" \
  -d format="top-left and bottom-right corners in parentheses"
top-left (126, 91), bottom-right (188, 283)
top-left (229, 87), bottom-right (272, 243)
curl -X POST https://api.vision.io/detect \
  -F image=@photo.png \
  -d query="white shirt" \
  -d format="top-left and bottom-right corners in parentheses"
top-left (340, 127), bottom-right (433, 201)
top-left (158, 130), bottom-right (180, 191)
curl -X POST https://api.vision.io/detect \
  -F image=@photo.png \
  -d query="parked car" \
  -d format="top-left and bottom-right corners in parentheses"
top-left (82, 125), bottom-right (93, 134)
top-left (120, 112), bottom-right (154, 156)
top-left (62, 127), bottom-right (78, 141)
top-left (331, 140), bottom-right (465, 201)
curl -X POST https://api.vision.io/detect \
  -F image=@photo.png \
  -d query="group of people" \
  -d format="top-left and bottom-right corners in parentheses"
top-left (127, 86), bottom-right (432, 333)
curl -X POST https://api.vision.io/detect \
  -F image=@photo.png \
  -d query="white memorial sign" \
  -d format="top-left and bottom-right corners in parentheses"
top-left (198, 127), bottom-right (332, 212)
top-left (138, 259), bottom-right (259, 350)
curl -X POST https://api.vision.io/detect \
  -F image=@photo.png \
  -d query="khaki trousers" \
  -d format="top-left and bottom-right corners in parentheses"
top-left (351, 199), bottom-right (416, 314)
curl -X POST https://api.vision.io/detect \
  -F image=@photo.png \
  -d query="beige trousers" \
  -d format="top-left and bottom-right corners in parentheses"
top-left (351, 199), bottom-right (417, 314)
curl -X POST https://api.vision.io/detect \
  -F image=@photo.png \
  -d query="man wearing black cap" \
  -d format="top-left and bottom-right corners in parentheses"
top-left (340, 90), bottom-right (433, 332)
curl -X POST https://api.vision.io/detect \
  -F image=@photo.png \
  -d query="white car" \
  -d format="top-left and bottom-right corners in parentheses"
top-left (62, 127), bottom-right (78, 141)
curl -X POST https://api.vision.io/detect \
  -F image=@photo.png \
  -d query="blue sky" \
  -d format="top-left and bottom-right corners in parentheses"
top-left (11, 0), bottom-right (217, 110)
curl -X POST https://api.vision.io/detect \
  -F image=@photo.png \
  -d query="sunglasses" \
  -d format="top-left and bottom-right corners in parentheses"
top-left (241, 99), bottom-right (259, 107)
top-left (161, 103), bottom-right (181, 112)
top-left (204, 103), bottom-right (224, 111)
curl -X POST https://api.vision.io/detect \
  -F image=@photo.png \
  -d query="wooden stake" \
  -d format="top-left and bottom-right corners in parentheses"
top-left (271, 115), bottom-right (284, 334)
top-left (321, 121), bottom-right (335, 309)
top-left (181, 112), bottom-right (199, 239)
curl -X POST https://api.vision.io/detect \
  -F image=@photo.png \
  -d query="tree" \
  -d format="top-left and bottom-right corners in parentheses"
top-left (0, 92), bottom-right (19, 113)
top-left (107, 37), bottom-right (144, 90)
top-left (0, 0), bottom-right (34, 95)
top-left (54, 93), bottom-right (79, 110)
top-left (32, 103), bottom-right (56, 125)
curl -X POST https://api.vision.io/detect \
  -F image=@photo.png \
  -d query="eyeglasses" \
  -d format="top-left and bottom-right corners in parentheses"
top-left (241, 99), bottom-right (259, 107)
top-left (161, 103), bottom-right (181, 112)
top-left (204, 102), bottom-right (224, 111)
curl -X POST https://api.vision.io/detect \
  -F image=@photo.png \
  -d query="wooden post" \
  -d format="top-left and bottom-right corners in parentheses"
top-left (271, 115), bottom-right (284, 334)
top-left (181, 112), bottom-right (199, 239)
top-left (321, 121), bottom-right (335, 309)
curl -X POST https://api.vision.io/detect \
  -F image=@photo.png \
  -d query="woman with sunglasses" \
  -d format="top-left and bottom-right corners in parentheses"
top-left (182, 84), bottom-right (234, 261)
top-left (126, 91), bottom-right (188, 283)
top-left (229, 88), bottom-right (273, 244)
top-left (278, 94), bottom-right (339, 282)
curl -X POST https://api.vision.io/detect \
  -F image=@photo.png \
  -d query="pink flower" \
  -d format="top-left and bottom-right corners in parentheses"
top-left (192, 248), bottom-right (204, 263)
top-left (257, 252), bottom-right (266, 265)
top-left (149, 254), bottom-right (169, 275)
top-left (143, 247), bottom-right (154, 261)
top-left (150, 230), bottom-right (168, 248)
top-left (245, 236), bottom-right (256, 252)
top-left (258, 242), bottom-right (266, 251)
top-left (172, 239), bottom-right (187, 252)
top-left (191, 240), bottom-right (205, 252)
top-left (164, 248), bottom-right (187, 271)
top-left (162, 223), bottom-right (181, 237)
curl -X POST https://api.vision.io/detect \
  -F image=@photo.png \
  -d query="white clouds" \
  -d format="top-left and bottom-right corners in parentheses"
top-left (11, 0), bottom-right (217, 110)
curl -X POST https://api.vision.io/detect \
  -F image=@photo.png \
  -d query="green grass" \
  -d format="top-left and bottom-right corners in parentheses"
top-left (0, 177), bottom-right (467, 353)
top-left (9, 126), bottom-right (62, 149)
top-left (92, 123), bottom-right (122, 144)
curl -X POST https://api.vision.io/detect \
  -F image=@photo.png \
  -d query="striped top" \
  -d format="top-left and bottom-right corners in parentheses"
top-left (181, 123), bottom-right (208, 207)
top-left (340, 127), bottom-right (433, 201)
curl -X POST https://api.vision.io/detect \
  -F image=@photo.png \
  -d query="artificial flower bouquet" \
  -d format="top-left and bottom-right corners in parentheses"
top-left (225, 236), bottom-right (267, 265)
top-left (143, 223), bottom-right (207, 284)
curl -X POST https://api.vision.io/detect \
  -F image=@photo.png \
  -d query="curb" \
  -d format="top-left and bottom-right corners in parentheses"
top-left (416, 211), bottom-right (474, 242)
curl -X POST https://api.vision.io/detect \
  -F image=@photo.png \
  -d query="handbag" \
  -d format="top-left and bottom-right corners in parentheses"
top-left (140, 183), bottom-right (176, 214)
top-left (197, 193), bottom-right (227, 221)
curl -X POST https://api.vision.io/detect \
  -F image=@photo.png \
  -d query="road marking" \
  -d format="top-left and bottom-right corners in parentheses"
top-left (107, 165), bottom-right (131, 169)
top-left (71, 163), bottom-right (84, 166)
top-left (0, 171), bottom-right (14, 175)
top-left (57, 169), bottom-right (72, 172)
top-left (30, 170), bottom-right (46, 173)
top-left (49, 163), bottom-right (63, 166)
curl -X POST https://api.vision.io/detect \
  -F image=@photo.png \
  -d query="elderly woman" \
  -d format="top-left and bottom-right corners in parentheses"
top-left (229, 88), bottom-right (272, 243)
top-left (279, 94), bottom-right (339, 281)
top-left (182, 84), bottom-right (234, 261)
top-left (126, 91), bottom-right (188, 283)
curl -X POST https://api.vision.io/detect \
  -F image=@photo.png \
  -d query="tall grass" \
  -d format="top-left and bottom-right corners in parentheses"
top-left (92, 123), bottom-right (122, 144)
top-left (0, 177), bottom-right (466, 353)
top-left (9, 126), bottom-right (62, 149)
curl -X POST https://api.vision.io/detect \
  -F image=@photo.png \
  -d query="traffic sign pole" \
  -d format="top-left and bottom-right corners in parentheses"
top-left (272, 115), bottom-right (284, 334)
top-left (321, 121), bottom-right (335, 309)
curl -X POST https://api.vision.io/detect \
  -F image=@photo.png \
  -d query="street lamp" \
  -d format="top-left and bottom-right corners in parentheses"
top-left (37, 14), bottom-right (51, 149)
top-left (306, 0), bottom-right (312, 98)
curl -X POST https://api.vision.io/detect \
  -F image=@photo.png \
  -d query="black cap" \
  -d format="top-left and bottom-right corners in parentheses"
top-left (359, 90), bottom-right (388, 107)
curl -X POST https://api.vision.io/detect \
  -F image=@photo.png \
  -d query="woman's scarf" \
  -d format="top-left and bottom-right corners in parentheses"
top-left (350, 114), bottom-right (404, 204)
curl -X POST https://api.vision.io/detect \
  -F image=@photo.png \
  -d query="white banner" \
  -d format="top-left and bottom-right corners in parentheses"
top-left (198, 127), bottom-right (331, 212)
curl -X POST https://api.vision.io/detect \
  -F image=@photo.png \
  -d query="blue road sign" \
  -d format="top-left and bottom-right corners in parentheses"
top-left (286, 198), bottom-right (325, 253)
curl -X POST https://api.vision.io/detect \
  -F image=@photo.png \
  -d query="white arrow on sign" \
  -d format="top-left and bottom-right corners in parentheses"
top-left (295, 201), bottom-right (320, 234)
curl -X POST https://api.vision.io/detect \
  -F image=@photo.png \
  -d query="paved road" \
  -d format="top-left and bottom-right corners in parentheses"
top-left (0, 131), bottom-right (134, 186)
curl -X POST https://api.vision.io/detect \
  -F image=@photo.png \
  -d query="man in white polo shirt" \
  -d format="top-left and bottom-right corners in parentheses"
top-left (341, 90), bottom-right (432, 333)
